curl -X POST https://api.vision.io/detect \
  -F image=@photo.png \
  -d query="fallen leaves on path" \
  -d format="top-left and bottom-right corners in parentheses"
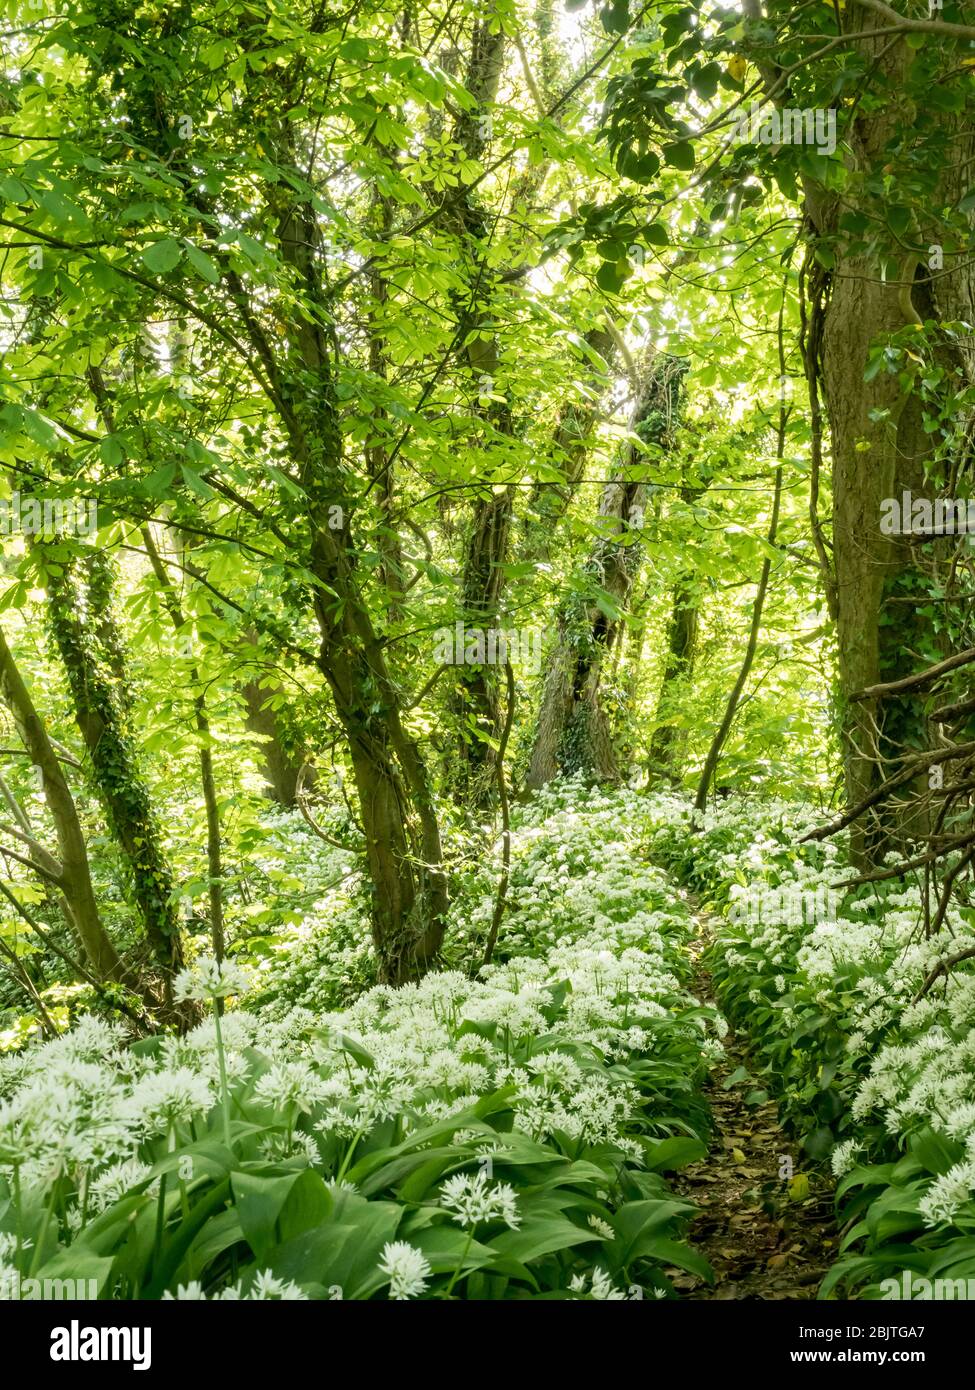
top-left (672, 920), bottom-right (837, 1300)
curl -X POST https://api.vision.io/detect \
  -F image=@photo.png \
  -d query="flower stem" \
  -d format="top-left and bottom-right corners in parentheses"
top-left (213, 1006), bottom-right (232, 1149)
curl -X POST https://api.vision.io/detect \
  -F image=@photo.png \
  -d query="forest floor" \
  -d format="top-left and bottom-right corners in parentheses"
top-left (672, 913), bottom-right (839, 1300)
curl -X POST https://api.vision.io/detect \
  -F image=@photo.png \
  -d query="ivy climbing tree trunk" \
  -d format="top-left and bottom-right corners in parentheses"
top-left (44, 549), bottom-right (185, 984)
top-left (741, 0), bottom-right (975, 866)
top-left (526, 354), bottom-right (687, 787)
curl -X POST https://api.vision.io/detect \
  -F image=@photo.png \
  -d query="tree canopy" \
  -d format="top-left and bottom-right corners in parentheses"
top-left (2, 0), bottom-right (975, 1331)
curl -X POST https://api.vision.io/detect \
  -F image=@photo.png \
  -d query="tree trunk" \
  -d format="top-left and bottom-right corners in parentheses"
top-left (142, 527), bottom-right (224, 962)
top-left (0, 624), bottom-right (122, 980)
top-left (521, 325), bottom-right (616, 562)
top-left (240, 674), bottom-right (307, 808)
top-left (648, 578), bottom-right (699, 781)
top-left (261, 125), bottom-right (449, 984)
top-left (446, 14), bottom-right (515, 805)
top-left (799, 23), bottom-right (975, 864)
top-left (45, 550), bottom-right (185, 980)
top-left (526, 355), bottom-right (687, 787)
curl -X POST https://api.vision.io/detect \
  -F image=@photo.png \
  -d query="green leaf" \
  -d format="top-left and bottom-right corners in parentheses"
top-left (610, 1199), bottom-right (696, 1265)
top-left (491, 1216), bottom-right (598, 1263)
top-left (142, 237), bottom-right (183, 274)
top-left (180, 464), bottom-right (216, 498)
top-left (266, 1194), bottom-right (402, 1299)
top-left (663, 141), bottom-right (695, 171)
top-left (642, 1137), bottom-right (707, 1172)
top-left (596, 259), bottom-right (627, 294)
top-left (632, 1235), bottom-right (714, 1281)
top-left (232, 1169), bottom-right (317, 1262)
top-left (38, 189), bottom-right (88, 226)
top-left (0, 176), bottom-right (30, 204)
top-left (184, 243), bottom-right (220, 284)
top-left (100, 435), bottom-right (124, 469)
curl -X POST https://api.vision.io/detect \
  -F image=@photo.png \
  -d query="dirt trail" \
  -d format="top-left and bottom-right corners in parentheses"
top-left (672, 915), bottom-right (839, 1300)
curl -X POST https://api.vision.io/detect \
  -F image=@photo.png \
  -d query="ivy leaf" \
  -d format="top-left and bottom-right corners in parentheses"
top-left (887, 206), bottom-right (911, 237)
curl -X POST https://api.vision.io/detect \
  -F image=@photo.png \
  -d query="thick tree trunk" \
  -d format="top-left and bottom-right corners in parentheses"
top-left (264, 134), bottom-right (449, 984)
top-left (801, 24), bottom-right (975, 865)
top-left (820, 261), bottom-right (931, 862)
top-left (735, 1), bottom-right (970, 865)
top-left (526, 355), bottom-right (687, 787)
top-left (311, 562), bottom-right (448, 983)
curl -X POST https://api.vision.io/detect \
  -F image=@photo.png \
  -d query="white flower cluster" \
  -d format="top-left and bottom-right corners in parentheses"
top-left (174, 954), bottom-right (251, 1003)
top-left (439, 1171), bottom-right (520, 1228)
top-left (162, 1270), bottom-right (307, 1300)
top-left (379, 1241), bottom-right (432, 1300)
top-left (0, 785), bottom-right (722, 1298)
top-left (644, 792), bottom-right (975, 1233)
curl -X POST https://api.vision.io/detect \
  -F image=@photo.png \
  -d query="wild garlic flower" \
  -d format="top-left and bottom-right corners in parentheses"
top-left (259, 1130), bottom-right (321, 1165)
top-left (569, 1268), bottom-right (629, 1300)
top-left (124, 1068), bottom-right (214, 1134)
top-left (829, 1139), bottom-right (862, 1179)
top-left (90, 1157), bottom-right (156, 1210)
top-left (252, 1061), bottom-right (325, 1114)
top-left (439, 1171), bottom-right (520, 1229)
top-left (174, 954), bottom-right (250, 1003)
top-left (250, 1270), bottom-right (307, 1300)
top-left (919, 1161), bottom-right (975, 1227)
top-left (379, 1241), bottom-right (432, 1300)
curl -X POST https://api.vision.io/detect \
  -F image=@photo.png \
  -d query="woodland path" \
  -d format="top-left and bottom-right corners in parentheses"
top-left (671, 912), bottom-right (839, 1300)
